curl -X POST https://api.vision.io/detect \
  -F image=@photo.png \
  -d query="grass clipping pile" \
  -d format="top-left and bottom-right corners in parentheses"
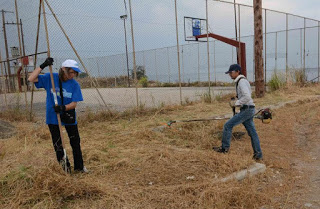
top-left (0, 85), bottom-right (320, 208)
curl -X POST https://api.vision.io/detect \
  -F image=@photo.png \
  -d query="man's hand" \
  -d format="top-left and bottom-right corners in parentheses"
top-left (40, 57), bottom-right (54, 70)
top-left (53, 105), bottom-right (66, 113)
top-left (229, 97), bottom-right (236, 108)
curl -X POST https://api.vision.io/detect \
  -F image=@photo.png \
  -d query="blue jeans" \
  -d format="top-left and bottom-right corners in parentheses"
top-left (221, 107), bottom-right (263, 159)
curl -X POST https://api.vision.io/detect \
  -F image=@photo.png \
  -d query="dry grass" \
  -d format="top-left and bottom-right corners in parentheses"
top-left (1, 84), bottom-right (320, 208)
top-left (0, 107), bottom-right (35, 122)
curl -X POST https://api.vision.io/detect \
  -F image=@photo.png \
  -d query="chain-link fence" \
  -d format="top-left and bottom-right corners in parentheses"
top-left (0, 0), bottom-right (319, 118)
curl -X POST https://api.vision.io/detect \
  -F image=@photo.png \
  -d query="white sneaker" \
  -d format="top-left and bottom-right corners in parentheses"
top-left (82, 166), bottom-right (89, 173)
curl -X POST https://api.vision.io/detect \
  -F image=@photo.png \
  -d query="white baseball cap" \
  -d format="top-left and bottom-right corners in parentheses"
top-left (61, 59), bottom-right (81, 73)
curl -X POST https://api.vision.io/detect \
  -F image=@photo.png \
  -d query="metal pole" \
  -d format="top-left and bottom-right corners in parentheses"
top-left (2, 10), bottom-right (12, 92)
top-left (14, 0), bottom-right (28, 108)
top-left (318, 21), bottom-right (320, 82)
top-left (167, 47), bottom-right (171, 83)
top-left (304, 18), bottom-right (306, 74)
top-left (232, 46), bottom-right (234, 63)
top-left (198, 43), bottom-right (200, 82)
top-left (233, 0), bottom-right (239, 62)
top-left (214, 41), bottom-right (216, 83)
top-left (155, 49), bottom-right (158, 82)
top-left (0, 50), bottom-right (7, 107)
top-left (20, 18), bottom-right (28, 92)
top-left (44, 0), bottom-right (109, 109)
top-left (20, 19), bottom-right (26, 59)
top-left (182, 45), bottom-right (185, 83)
top-left (96, 58), bottom-right (101, 78)
top-left (300, 28), bottom-right (302, 69)
top-left (30, 0), bottom-right (42, 120)
top-left (264, 9), bottom-right (267, 86)
top-left (41, 0), bottom-right (68, 171)
top-left (275, 32), bottom-right (278, 72)
top-left (206, 0), bottom-right (211, 95)
top-left (238, 4), bottom-right (241, 67)
top-left (174, 0), bottom-right (182, 104)
top-left (286, 13), bottom-right (288, 82)
top-left (128, 0), bottom-right (139, 107)
top-left (143, 50), bottom-right (145, 68)
top-left (122, 16), bottom-right (130, 87)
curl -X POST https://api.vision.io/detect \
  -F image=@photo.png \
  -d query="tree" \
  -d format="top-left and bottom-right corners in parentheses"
top-left (131, 65), bottom-right (147, 80)
top-left (253, 0), bottom-right (265, 97)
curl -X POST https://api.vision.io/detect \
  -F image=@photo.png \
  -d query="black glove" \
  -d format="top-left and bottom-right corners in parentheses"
top-left (40, 57), bottom-right (54, 70)
top-left (53, 105), bottom-right (66, 113)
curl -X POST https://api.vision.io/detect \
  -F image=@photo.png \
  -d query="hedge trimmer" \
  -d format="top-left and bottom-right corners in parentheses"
top-left (166, 108), bottom-right (272, 127)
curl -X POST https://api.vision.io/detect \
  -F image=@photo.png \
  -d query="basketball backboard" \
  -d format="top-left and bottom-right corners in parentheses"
top-left (184, 16), bottom-right (208, 42)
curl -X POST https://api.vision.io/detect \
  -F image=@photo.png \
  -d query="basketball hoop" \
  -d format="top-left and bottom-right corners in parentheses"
top-left (184, 16), bottom-right (208, 42)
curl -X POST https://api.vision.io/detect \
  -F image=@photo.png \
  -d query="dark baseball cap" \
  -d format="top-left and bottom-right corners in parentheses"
top-left (225, 64), bottom-right (241, 74)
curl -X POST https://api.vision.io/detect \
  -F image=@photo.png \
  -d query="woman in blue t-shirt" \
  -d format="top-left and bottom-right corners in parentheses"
top-left (28, 57), bottom-right (88, 173)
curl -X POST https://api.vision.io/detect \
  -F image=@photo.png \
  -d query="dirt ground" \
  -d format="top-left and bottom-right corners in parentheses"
top-left (289, 100), bottom-right (320, 208)
top-left (0, 84), bottom-right (320, 208)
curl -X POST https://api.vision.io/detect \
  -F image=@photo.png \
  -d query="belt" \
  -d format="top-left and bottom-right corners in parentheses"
top-left (240, 105), bottom-right (255, 110)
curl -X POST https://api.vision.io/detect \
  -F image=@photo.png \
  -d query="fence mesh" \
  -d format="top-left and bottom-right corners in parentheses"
top-left (0, 0), bottom-right (319, 118)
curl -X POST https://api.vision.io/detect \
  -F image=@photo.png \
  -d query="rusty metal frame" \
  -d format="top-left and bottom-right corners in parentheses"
top-left (196, 33), bottom-right (247, 77)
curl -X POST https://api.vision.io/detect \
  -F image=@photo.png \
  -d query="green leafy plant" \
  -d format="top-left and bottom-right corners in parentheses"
top-left (268, 72), bottom-right (286, 91)
top-left (139, 76), bottom-right (148, 88)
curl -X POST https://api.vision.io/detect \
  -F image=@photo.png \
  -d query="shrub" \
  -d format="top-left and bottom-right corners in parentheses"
top-left (139, 76), bottom-right (148, 88)
top-left (201, 91), bottom-right (212, 103)
top-left (293, 68), bottom-right (307, 86)
top-left (268, 72), bottom-right (286, 91)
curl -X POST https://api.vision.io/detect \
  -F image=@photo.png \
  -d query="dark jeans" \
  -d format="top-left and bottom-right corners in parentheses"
top-left (221, 107), bottom-right (263, 159)
top-left (48, 124), bottom-right (84, 171)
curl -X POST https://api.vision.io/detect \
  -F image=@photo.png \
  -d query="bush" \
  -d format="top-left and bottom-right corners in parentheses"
top-left (293, 68), bottom-right (307, 86)
top-left (139, 76), bottom-right (148, 88)
top-left (268, 72), bottom-right (286, 91)
top-left (200, 91), bottom-right (212, 103)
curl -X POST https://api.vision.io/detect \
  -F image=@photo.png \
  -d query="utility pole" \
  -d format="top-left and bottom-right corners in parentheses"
top-left (120, 14), bottom-right (130, 87)
top-left (253, 0), bottom-right (265, 97)
top-left (1, 10), bottom-right (14, 92)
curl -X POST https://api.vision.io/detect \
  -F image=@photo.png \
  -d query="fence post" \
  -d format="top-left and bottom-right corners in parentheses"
top-left (198, 43), bottom-right (200, 83)
top-left (174, 0), bottom-right (182, 105)
top-left (128, 0), bottom-right (139, 107)
top-left (14, 0), bottom-right (28, 108)
top-left (206, 0), bottom-right (211, 95)
top-left (214, 41), bottom-right (216, 83)
top-left (2, 10), bottom-right (12, 92)
top-left (300, 28), bottom-right (303, 69)
top-left (181, 45), bottom-right (185, 83)
top-left (275, 32), bottom-right (278, 72)
top-left (155, 49), bottom-right (158, 82)
top-left (238, 4), bottom-right (241, 68)
top-left (30, 0), bottom-right (42, 120)
top-left (318, 22), bottom-right (320, 83)
top-left (264, 9), bottom-right (267, 87)
top-left (304, 18), bottom-right (306, 73)
top-left (0, 50), bottom-right (7, 108)
top-left (167, 47), bottom-right (171, 83)
top-left (286, 13), bottom-right (288, 82)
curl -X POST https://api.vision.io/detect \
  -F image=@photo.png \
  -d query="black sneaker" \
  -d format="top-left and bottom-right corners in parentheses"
top-left (253, 154), bottom-right (263, 161)
top-left (213, 146), bottom-right (229, 153)
top-left (74, 166), bottom-right (90, 174)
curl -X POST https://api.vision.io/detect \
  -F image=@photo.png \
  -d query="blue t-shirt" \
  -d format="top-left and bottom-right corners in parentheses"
top-left (35, 73), bottom-right (83, 125)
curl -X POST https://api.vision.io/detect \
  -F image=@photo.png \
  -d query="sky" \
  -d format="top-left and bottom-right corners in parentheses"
top-left (0, 0), bottom-right (319, 55)
top-left (241, 0), bottom-right (320, 20)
